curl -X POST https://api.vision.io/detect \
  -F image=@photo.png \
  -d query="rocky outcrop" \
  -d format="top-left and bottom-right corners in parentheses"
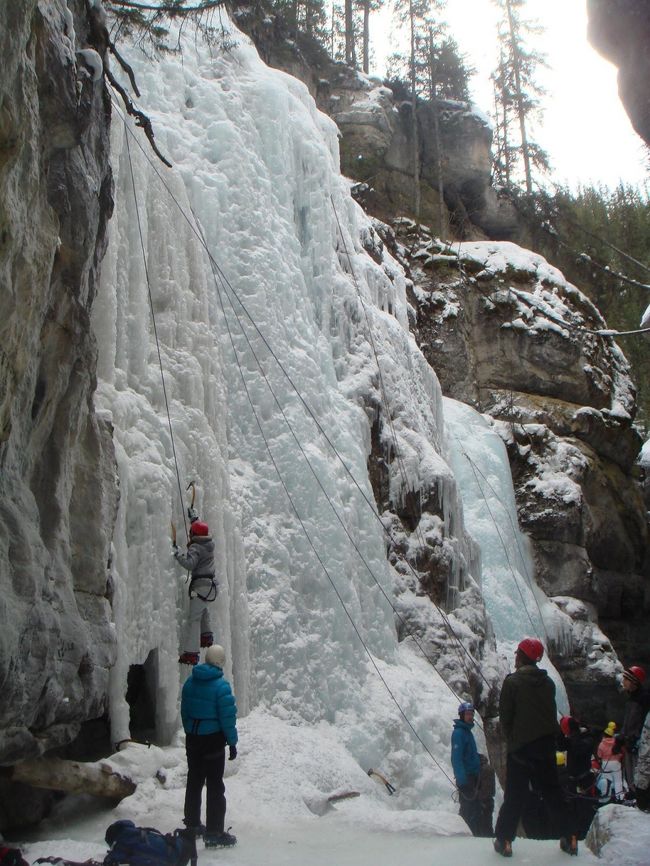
top-left (235, 9), bottom-right (518, 239)
top-left (393, 220), bottom-right (649, 718)
top-left (0, 0), bottom-right (116, 786)
top-left (587, 0), bottom-right (650, 147)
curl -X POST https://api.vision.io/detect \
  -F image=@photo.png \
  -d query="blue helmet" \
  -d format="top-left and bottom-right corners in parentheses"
top-left (458, 701), bottom-right (474, 716)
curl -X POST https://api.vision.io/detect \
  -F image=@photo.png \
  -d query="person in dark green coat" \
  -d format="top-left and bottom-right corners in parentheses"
top-left (493, 638), bottom-right (574, 858)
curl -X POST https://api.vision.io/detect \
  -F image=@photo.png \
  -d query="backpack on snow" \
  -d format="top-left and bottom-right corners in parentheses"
top-left (104, 820), bottom-right (194, 866)
top-left (0, 849), bottom-right (30, 866)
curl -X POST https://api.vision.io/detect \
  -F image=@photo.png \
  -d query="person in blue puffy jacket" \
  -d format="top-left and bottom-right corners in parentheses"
top-left (451, 701), bottom-right (482, 836)
top-left (181, 644), bottom-right (238, 848)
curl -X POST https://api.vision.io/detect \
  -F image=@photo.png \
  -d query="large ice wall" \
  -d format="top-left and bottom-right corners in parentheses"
top-left (93, 13), bottom-right (485, 797)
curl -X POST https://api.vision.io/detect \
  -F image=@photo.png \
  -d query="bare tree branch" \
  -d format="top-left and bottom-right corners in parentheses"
top-left (106, 69), bottom-right (173, 167)
top-left (106, 0), bottom-right (225, 13)
top-left (108, 38), bottom-right (141, 96)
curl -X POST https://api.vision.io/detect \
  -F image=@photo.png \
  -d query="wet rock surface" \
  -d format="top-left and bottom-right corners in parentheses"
top-left (0, 0), bottom-right (117, 780)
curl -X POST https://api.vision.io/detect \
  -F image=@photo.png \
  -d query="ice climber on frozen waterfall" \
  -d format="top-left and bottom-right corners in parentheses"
top-left (172, 497), bottom-right (218, 666)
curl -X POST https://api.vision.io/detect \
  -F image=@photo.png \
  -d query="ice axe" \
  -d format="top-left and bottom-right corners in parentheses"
top-left (367, 768), bottom-right (396, 795)
top-left (186, 480), bottom-right (199, 524)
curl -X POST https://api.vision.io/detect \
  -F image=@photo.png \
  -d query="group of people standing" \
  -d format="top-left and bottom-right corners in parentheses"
top-left (171, 510), bottom-right (650, 856)
top-left (451, 637), bottom-right (650, 858)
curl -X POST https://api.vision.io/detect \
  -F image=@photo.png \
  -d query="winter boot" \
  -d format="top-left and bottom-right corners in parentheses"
top-left (178, 651), bottom-right (200, 666)
top-left (204, 829), bottom-right (237, 848)
top-left (493, 839), bottom-right (512, 857)
top-left (560, 835), bottom-right (578, 856)
top-left (200, 632), bottom-right (214, 648)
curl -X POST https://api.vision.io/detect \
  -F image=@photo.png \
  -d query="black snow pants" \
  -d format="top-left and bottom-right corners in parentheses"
top-left (495, 735), bottom-right (569, 843)
top-left (184, 731), bottom-right (227, 835)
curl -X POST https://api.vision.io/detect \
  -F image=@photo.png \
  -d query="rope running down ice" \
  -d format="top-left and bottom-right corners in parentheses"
top-left (111, 95), bottom-right (491, 703)
top-left (123, 119), bottom-right (189, 541)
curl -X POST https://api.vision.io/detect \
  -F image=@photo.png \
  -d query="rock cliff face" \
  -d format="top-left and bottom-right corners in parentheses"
top-left (588, 0), bottom-right (650, 147)
top-left (236, 10), bottom-right (518, 239)
top-left (392, 220), bottom-right (649, 720)
top-left (0, 0), bottom-right (115, 786)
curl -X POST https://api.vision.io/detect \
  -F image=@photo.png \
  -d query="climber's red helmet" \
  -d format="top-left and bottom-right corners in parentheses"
top-left (190, 521), bottom-right (209, 537)
top-left (623, 665), bottom-right (646, 686)
top-left (517, 637), bottom-right (544, 664)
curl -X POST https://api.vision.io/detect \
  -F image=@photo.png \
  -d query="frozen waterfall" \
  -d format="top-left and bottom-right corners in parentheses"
top-left (91, 12), bottom-right (571, 812)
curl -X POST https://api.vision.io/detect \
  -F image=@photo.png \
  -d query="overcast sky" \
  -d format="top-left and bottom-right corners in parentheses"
top-left (371, 0), bottom-right (648, 191)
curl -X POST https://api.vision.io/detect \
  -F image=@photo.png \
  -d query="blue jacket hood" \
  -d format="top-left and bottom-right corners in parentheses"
top-left (191, 663), bottom-right (223, 682)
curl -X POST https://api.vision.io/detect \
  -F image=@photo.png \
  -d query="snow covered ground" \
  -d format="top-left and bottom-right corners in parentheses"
top-left (13, 716), bottom-right (650, 866)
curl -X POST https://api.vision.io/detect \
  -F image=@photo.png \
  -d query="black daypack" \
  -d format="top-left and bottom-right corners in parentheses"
top-left (0, 849), bottom-right (29, 866)
top-left (104, 821), bottom-right (193, 866)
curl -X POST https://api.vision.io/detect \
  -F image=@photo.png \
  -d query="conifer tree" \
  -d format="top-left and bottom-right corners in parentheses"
top-left (491, 0), bottom-right (549, 194)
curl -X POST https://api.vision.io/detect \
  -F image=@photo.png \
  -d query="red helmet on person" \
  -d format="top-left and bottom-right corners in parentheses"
top-left (623, 665), bottom-right (646, 685)
top-left (190, 521), bottom-right (209, 537)
top-left (560, 716), bottom-right (578, 737)
top-left (517, 637), bottom-right (544, 663)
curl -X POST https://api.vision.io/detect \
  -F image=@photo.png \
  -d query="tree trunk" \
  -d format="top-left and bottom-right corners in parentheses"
top-left (10, 757), bottom-right (136, 801)
top-left (409, 0), bottom-right (420, 218)
top-left (345, 0), bottom-right (355, 66)
top-left (362, 0), bottom-right (370, 74)
top-left (505, 0), bottom-right (532, 194)
top-left (428, 31), bottom-right (445, 237)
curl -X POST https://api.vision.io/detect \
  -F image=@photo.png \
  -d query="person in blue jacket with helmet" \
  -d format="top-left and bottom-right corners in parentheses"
top-left (181, 644), bottom-right (238, 848)
top-left (451, 701), bottom-right (482, 835)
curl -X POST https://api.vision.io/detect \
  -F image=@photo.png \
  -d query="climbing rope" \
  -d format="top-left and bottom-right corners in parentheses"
top-left (115, 93), bottom-right (490, 768)
top-left (187, 203), bottom-right (484, 729)
top-left (113, 97), bottom-right (480, 779)
top-left (123, 121), bottom-right (189, 542)
top-left (113, 94), bottom-right (491, 708)
top-left (331, 197), bottom-right (494, 695)
top-left (185, 205), bottom-right (458, 788)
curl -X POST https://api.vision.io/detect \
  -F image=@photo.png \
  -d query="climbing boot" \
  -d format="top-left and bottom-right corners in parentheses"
top-left (493, 839), bottom-right (512, 857)
top-left (204, 829), bottom-right (236, 848)
top-left (178, 651), bottom-right (200, 666)
top-left (560, 835), bottom-right (578, 856)
top-left (200, 631), bottom-right (214, 648)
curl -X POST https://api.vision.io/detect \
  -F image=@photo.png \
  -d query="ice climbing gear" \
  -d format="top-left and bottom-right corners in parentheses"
top-left (190, 521), bottom-right (209, 537)
top-left (186, 481), bottom-right (199, 524)
top-left (458, 701), bottom-right (475, 716)
top-left (518, 638), bottom-right (544, 663)
top-left (367, 768), bottom-right (397, 795)
top-left (200, 631), bottom-right (214, 648)
top-left (203, 829), bottom-right (236, 849)
top-left (623, 665), bottom-right (646, 685)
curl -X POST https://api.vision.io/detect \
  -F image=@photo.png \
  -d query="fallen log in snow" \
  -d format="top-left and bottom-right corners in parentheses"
top-left (9, 757), bottom-right (136, 801)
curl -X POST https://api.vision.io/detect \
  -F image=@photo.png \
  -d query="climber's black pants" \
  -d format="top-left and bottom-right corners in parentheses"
top-left (495, 735), bottom-right (569, 842)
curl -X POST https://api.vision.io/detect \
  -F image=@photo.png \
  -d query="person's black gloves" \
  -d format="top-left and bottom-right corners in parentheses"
top-left (228, 745), bottom-right (237, 761)
top-left (171, 542), bottom-right (178, 556)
